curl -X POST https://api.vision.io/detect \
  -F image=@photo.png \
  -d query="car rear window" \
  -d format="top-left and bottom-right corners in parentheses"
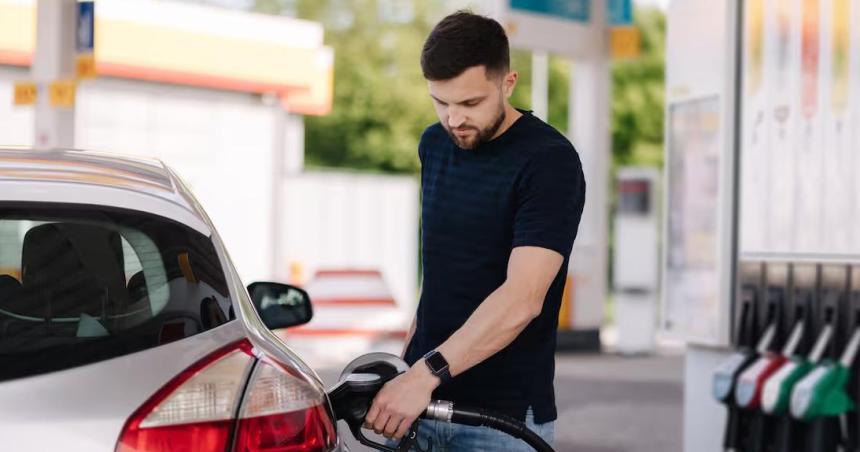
top-left (0, 204), bottom-right (234, 382)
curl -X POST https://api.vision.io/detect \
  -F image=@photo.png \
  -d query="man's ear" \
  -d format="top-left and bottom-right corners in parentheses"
top-left (503, 71), bottom-right (518, 98)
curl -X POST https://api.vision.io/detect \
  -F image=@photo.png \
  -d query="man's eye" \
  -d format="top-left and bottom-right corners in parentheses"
top-left (464, 101), bottom-right (480, 107)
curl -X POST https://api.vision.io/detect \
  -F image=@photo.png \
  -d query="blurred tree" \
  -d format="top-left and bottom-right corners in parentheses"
top-left (610, 7), bottom-right (666, 168)
top-left (251, 0), bottom-right (665, 173)
top-left (256, 0), bottom-right (443, 173)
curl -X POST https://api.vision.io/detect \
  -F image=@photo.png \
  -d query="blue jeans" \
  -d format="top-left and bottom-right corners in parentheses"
top-left (387, 407), bottom-right (555, 451)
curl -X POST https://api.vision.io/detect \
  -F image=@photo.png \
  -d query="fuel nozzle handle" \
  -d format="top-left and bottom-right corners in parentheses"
top-left (839, 327), bottom-right (860, 368)
top-left (330, 353), bottom-right (555, 452)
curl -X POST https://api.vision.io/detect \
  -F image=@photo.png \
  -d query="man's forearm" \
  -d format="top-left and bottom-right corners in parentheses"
top-left (401, 313), bottom-right (417, 359)
top-left (435, 281), bottom-right (539, 377)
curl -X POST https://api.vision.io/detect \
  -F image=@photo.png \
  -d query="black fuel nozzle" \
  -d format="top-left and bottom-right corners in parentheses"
top-left (328, 373), bottom-right (385, 426)
top-left (328, 353), bottom-right (555, 452)
top-left (715, 281), bottom-right (767, 452)
top-left (713, 288), bottom-right (761, 406)
top-left (326, 353), bottom-right (422, 452)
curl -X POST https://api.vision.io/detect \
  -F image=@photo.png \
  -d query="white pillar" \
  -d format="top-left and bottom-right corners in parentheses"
top-left (531, 51), bottom-right (549, 121)
top-left (270, 108), bottom-right (305, 282)
top-left (32, 0), bottom-right (77, 148)
top-left (283, 113), bottom-right (305, 175)
top-left (567, 54), bottom-right (611, 333)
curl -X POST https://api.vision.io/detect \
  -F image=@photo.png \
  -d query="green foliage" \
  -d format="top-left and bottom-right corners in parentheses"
top-left (611, 7), bottom-right (666, 168)
top-left (283, 0), bottom-right (442, 173)
top-left (255, 1), bottom-right (666, 173)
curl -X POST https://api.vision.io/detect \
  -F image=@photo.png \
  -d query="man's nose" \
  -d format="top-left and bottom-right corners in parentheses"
top-left (448, 109), bottom-right (466, 129)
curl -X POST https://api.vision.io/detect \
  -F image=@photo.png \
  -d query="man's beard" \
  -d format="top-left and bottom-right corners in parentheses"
top-left (446, 104), bottom-right (506, 150)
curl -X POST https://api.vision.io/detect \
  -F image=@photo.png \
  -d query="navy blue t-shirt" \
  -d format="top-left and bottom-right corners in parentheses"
top-left (404, 109), bottom-right (586, 424)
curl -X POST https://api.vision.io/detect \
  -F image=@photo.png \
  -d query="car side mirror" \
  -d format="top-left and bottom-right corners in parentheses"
top-left (247, 282), bottom-right (313, 330)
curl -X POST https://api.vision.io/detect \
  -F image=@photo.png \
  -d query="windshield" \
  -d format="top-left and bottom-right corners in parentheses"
top-left (0, 204), bottom-right (234, 382)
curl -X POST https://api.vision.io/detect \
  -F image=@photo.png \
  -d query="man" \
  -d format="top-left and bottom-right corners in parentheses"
top-left (365, 10), bottom-right (586, 451)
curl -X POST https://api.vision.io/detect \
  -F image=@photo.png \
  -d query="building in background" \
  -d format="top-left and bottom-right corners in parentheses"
top-left (0, 0), bottom-right (419, 314)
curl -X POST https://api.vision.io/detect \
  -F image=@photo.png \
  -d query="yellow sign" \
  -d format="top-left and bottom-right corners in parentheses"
top-left (13, 82), bottom-right (37, 106)
top-left (76, 53), bottom-right (97, 79)
top-left (610, 26), bottom-right (641, 59)
top-left (49, 80), bottom-right (77, 108)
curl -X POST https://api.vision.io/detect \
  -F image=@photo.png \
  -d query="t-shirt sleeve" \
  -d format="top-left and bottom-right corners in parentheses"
top-left (512, 146), bottom-right (586, 257)
top-left (418, 125), bottom-right (436, 166)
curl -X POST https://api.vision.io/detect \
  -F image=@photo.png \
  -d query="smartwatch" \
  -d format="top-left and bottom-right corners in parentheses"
top-left (422, 350), bottom-right (452, 384)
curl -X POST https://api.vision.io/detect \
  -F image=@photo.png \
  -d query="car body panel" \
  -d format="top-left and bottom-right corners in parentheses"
top-left (0, 324), bottom-right (244, 450)
top-left (0, 147), bottom-right (339, 451)
top-left (0, 148), bottom-right (209, 234)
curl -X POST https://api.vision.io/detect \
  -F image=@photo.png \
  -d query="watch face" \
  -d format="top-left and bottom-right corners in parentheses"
top-left (425, 351), bottom-right (448, 372)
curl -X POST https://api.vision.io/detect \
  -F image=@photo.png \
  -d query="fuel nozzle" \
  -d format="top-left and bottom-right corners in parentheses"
top-left (734, 323), bottom-right (786, 410)
top-left (327, 353), bottom-right (414, 452)
top-left (761, 314), bottom-right (829, 415)
top-left (790, 326), bottom-right (860, 420)
top-left (327, 353), bottom-right (556, 452)
top-left (713, 291), bottom-right (760, 404)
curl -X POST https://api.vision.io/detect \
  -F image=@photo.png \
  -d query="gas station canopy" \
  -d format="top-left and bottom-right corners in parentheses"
top-left (0, 0), bottom-right (333, 115)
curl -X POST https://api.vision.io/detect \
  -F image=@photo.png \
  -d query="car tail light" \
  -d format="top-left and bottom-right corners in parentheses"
top-left (233, 358), bottom-right (337, 451)
top-left (116, 340), bottom-right (336, 452)
top-left (116, 340), bottom-right (254, 452)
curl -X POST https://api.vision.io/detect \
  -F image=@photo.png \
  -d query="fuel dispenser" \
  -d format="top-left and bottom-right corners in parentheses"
top-left (718, 263), bottom-right (860, 451)
top-left (761, 264), bottom-right (816, 452)
top-left (788, 266), bottom-right (858, 452)
top-left (846, 265), bottom-right (860, 450)
top-left (613, 167), bottom-right (660, 354)
top-left (713, 262), bottom-right (766, 452)
top-left (734, 263), bottom-right (789, 452)
top-left (735, 264), bottom-right (790, 411)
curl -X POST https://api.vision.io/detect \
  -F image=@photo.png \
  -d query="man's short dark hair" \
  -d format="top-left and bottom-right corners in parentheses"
top-left (421, 11), bottom-right (510, 81)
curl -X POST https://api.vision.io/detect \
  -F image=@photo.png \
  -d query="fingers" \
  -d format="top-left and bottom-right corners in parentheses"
top-left (366, 400), bottom-right (408, 440)
top-left (383, 416), bottom-right (402, 439)
top-left (373, 412), bottom-right (392, 435)
top-left (366, 399), bottom-right (396, 436)
top-left (363, 402), bottom-right (380, 429)
top-left (394, 418), bottom-right (413, 440)
top-left (361, 375), bottom-right (426, 441)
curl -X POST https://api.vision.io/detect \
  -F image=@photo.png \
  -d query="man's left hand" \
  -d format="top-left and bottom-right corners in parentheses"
top-left (364, 359), bottom-right (441, 440)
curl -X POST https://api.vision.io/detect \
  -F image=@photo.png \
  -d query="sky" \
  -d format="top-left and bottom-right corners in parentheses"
top-left (199, 0), bottom-right (671, 13)
top-left (636, 0), bottom-right (669, 10)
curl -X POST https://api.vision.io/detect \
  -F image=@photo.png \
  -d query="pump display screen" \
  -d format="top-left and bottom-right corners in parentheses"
top-left (618, 179), bottom-right (651, 214)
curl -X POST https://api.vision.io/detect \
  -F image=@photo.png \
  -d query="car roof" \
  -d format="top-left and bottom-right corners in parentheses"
top-left (0, 147), bottom-right (210, 234)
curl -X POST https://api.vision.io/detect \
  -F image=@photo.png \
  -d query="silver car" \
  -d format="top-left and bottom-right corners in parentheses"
top-left (0, 148), bottom-right (345, 452)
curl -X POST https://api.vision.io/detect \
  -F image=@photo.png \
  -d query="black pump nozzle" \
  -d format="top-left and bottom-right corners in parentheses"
top-left (328, 353), bottom-right (556, 452)
top-left (327, 355), bottom-right (419, 452)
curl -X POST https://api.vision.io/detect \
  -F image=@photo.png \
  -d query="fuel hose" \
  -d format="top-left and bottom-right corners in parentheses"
top-left (423, 400), bottom-right (555, 452)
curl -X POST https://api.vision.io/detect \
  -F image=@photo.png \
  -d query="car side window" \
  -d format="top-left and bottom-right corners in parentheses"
top-left (0, 206), bottom-right (235, 382)
top-left (121, 236), bottom-right (143, 282)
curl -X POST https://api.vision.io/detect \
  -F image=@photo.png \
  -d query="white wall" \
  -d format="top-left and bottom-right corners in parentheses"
top-left (280, 171), bottom-right (420, 311)
top-left (0, 66), bottom-right (421, 328)
top-left (0, 71), bottom-right (280, 284)
top-left (73, 77), bottom-right (278, 284)
top-left (0, 67), bottom-right (35, 146)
